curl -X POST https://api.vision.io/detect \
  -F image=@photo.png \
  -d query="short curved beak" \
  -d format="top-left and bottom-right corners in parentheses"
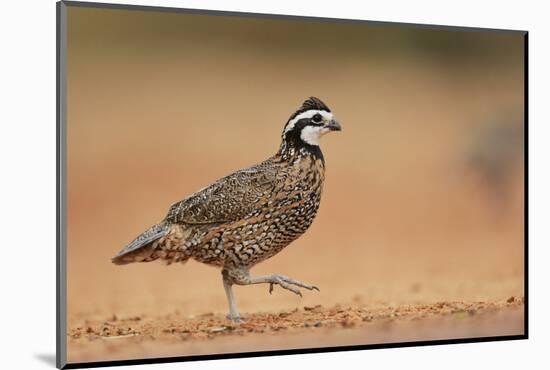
top-left (327, 119), bottom-right (342, 131)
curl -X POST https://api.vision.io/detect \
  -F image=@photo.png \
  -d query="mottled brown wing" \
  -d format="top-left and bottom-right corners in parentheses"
top-left (165, 159), bottom-right (280, 225)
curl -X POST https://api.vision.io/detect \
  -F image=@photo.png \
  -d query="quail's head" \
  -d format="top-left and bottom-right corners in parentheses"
top-left (282, 97), bottom-right (341, 146)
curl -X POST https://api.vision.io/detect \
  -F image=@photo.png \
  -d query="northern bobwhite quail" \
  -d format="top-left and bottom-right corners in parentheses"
top-left (112, 97), bottom-right (341, 321)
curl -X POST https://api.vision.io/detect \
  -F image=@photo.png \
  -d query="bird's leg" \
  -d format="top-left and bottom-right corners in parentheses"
top-left (265, 274), bottom-right (320, 296)
top-left (222, 268), bottom-right (320, 321)
top-left (221, 269), bottom-right (241, 322)
top-left (228, 269), bottom-right (319, 297)
top-left (248, 274), bottom-right (320, 296)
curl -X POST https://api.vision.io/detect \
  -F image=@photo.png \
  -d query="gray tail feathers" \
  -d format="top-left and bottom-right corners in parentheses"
top-left (112, 222), bottom-right (170, 265)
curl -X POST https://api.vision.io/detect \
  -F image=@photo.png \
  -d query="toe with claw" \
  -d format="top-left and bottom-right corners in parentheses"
top-left (267, 274), bottom-right (319, 297)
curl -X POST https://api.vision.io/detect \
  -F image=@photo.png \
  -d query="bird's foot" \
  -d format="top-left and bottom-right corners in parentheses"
top-left (226, 313), bottom-right (242, 323)
top-left (268, 274), bottom-right (320, 297)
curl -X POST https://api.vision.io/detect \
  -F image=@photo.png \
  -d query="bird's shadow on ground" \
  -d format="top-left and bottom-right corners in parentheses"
top-left (34, 353), bottom-right (56, 367)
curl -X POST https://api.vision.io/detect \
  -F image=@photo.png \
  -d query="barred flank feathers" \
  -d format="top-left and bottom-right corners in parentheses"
top-left (111, 222), bottom-right (170, 265)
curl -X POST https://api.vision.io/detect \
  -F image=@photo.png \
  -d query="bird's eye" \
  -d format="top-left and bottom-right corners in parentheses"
top-left (312, 114), bottom-right (323, 123)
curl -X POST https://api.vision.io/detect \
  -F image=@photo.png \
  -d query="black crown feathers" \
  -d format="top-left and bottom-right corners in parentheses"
top-left (289, 97), bottom-right (331, 120)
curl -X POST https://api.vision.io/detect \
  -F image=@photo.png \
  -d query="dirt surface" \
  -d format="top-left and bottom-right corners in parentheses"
top-left (65, 8), bottom-right (525, 365)
top-left (68, 298), bottom-right (524, 363)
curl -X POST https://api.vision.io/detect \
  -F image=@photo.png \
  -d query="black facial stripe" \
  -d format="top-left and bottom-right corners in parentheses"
top-left (292, 119), bottom-right (311, 131)
top-left (288, 118), bottom-right (323, 132)
top-left (284, 118), bottom-right (325, 145)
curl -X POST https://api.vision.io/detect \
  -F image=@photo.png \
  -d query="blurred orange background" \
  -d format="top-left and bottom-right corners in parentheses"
top-left (66, 5), bottom-right (524, 340)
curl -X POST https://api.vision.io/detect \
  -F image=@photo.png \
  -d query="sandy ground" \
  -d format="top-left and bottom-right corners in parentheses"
top-left (64, 7), bottom-right (525, 365)
top-left (68, 298), bottom-right (524, 363)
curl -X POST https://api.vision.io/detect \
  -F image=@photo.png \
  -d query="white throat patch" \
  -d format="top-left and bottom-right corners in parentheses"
top-left (300, 125), bottom-right (330, 146)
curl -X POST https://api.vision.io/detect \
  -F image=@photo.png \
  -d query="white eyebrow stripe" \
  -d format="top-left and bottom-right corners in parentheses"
top-left (284, 110), bottom-right (333, 133)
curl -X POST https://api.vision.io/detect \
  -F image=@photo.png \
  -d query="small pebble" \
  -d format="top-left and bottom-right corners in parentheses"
top-left (208, 326), bottom-right (228, 333)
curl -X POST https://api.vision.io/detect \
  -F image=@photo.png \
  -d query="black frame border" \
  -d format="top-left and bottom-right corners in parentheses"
top-left (56, 1), bottom-right (529, 369)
